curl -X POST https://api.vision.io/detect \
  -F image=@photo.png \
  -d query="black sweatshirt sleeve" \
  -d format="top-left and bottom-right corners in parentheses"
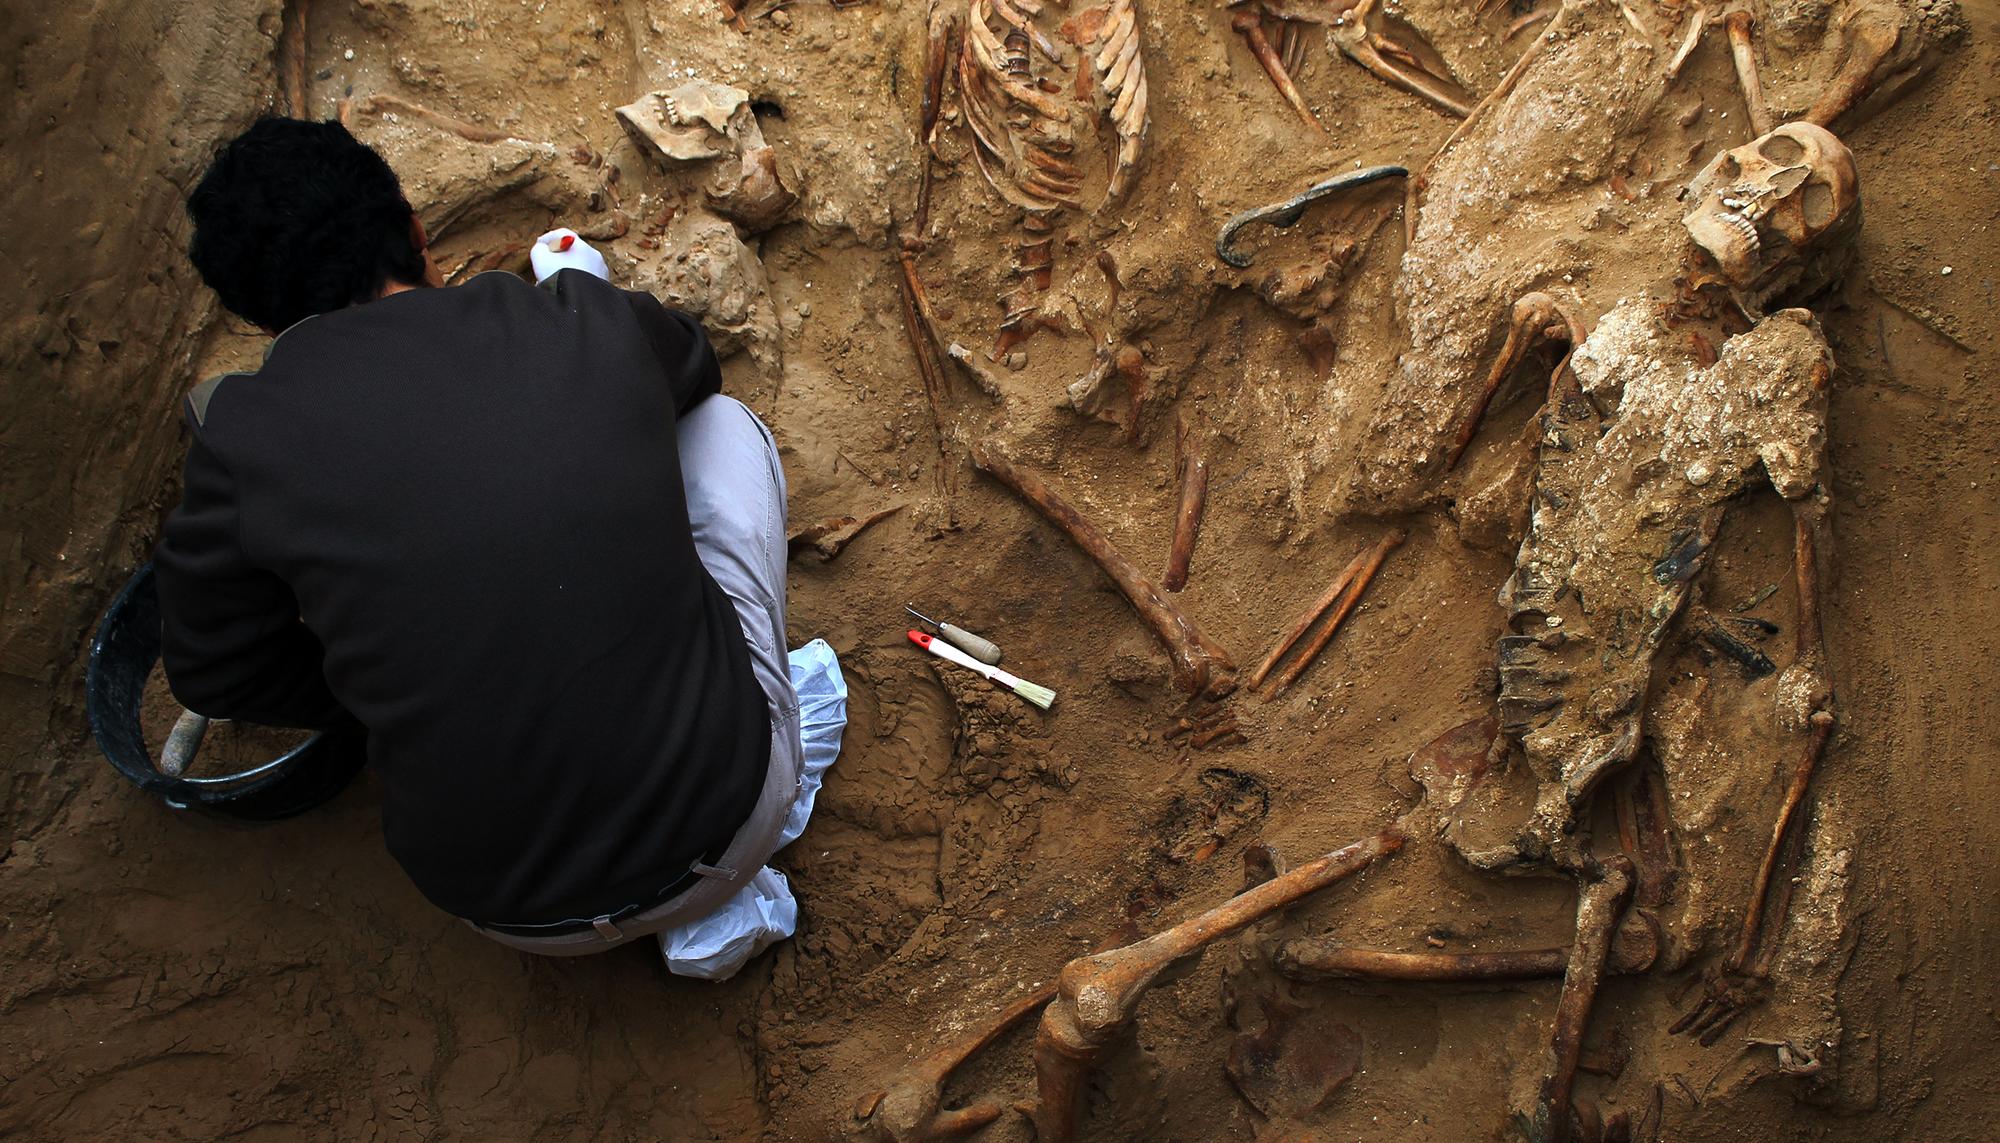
top-left (620, 287), bottom-right (722, 415)
top-left (154, 419), bottom-right (346, 729)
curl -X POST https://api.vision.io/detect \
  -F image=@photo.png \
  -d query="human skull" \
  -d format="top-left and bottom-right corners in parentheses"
top-left (616, 81), bottom-right (798, 234)
top-left (1681, 123), bottom-right (1859, 309)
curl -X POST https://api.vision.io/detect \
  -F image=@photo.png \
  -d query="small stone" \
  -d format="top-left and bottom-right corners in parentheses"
top-left (1686, 459), bottom-right (1714, 486)
top-left (796, 302), bottom-right (811, 317)
top-left (1941, 265), bottom-right (1953, 276)
top-left (1545, 615), bottom-right (1563, 627)
top-left (343, 48), bottom-right (355, 61)
top-left (770, 8), bottom-right (790, 28)
top-left (1005, 352), bottom-right (1028, 371)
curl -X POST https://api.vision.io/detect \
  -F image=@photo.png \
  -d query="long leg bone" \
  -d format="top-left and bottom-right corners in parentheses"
top-left (1258, 529), bottom-right (1406, 699)
top-left (1531, 856), bottom-right (1635, 1143)
top-left (1672, 495), bottom-right (1836, 1046)
top-left (1162, 420), bottom-right (1209, 592)
top-left (969, 439), bottom-right (1236, 697)
top-left (1029, 827), bottom-right (1407, 1141)
top-left (850, 983), bottom-right (1058, 1141)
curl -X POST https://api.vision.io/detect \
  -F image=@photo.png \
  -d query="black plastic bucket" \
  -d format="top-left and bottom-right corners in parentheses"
top-left (85, 563), bottom-right (365, 820)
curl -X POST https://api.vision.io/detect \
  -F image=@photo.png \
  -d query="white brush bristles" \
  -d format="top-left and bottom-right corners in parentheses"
top-left (1012, 681), bottom-right (1057, 710)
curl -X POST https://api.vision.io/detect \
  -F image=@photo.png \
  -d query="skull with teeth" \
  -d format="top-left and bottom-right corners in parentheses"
top-left (1681, 122), bottom-right (1860, 312)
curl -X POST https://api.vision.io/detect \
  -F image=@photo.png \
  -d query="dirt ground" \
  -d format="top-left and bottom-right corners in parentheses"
top-left (3, 0), bottom-right (1997, 1139)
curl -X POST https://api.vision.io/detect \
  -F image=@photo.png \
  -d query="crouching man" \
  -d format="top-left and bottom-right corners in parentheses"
top-left (157, 117), bottom-right (839, 969)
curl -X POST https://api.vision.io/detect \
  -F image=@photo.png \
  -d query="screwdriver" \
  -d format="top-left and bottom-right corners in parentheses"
top-left (904, 605), bottom-right (1003, 665)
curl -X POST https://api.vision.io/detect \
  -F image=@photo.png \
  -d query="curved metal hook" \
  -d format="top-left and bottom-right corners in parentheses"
top-left (1215, 164), bottom-right (1409, 268)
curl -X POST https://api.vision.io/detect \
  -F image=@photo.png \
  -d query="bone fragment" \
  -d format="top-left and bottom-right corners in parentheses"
top-left (788, 506), bottom-right (903, 562)
top-left (279, 0), bottom-right (311, 118)
top-left (1665, 5), bottom-right (1708, 81)
top-left (1162, 424), bottom-right (1209, 592)
top-left (1803, 8), bottom-right (1903, 127)
top-left (1448, 292), bottom-right (1573, 470)
top-left (1725, 11), bottom-right (1773, 136)
top-left (1331, 0), bottom-right (1475, 118)
top-left (914, 6), bottom-right (959, 237)
top-left (1507, 7), bottom-right (1553, 41)
top-left (1421, 10), bottom-right (1560, 182)
top-left (1030, 827), bottom-right (1407, 1141)
top-left (1279, 20), bottom-right (1307, 77)
top-left (1250, 544), bottom-right (1365, 690)
top-left (944, 343), bottom-right (1007, 400)
top-left (1278, 920), bottom-right (1658, 982)
top-left (850, 982), bottom-right (1057, 1142)
top-left (1234, 10), bottom-right (1322, 131)
top-left (1259, 529), bottom-right (1406, 698)
top-left (969, 439), bottom-right (1235, 697)
top-left (895, 248), bottom-right (957, 484)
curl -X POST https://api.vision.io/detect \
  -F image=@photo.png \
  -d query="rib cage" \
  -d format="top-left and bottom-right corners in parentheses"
top-left (956, 0), bottom-right (1148, 213)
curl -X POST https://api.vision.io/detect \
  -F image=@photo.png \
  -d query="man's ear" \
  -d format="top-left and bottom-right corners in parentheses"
top-left (409, 213), bottom-right (444, 288)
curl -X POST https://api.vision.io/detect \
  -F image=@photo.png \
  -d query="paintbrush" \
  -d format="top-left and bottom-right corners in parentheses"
top-left (907, 630), bottom-right (1056, 710)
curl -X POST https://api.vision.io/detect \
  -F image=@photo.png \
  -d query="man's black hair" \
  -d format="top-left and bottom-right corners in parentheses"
top-left (187, 117), bottom-right (428, 332)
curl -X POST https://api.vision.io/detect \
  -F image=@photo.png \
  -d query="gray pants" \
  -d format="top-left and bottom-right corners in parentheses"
top-left (471, 395), bottom-right (803, 955)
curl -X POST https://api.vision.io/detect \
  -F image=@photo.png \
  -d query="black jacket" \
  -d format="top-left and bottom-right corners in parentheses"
top-left (154, 269), bottom-right (769, 924)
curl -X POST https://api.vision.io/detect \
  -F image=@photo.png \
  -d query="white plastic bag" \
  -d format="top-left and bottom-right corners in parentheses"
top-left (658, 639), bottom-right (846, 980)
top-left (659, 867), bottom-right (797, 980)
top-left (529, 227), bottom-right (611, 285)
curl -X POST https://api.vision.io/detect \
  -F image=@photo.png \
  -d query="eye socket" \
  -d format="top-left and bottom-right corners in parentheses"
top-left (1802, 179), bottom-right (1836, 228)
top-left (1770, 166), bottom-right (1809, 196)
top-left (1759, 134), bottom-right (1806, 164)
